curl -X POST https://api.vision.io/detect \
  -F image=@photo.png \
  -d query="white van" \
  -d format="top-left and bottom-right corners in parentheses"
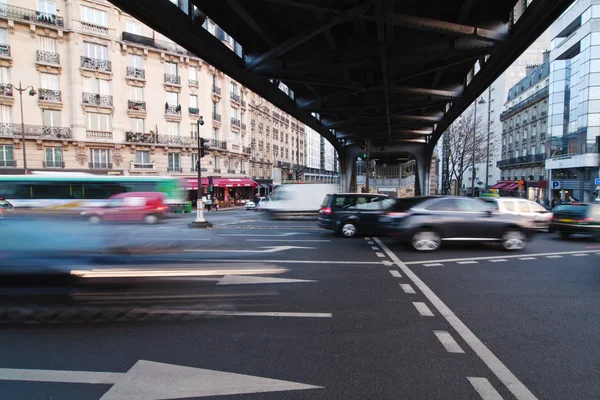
top-left (480, 197), bottom-right (552, 231)
top-left (261, 183), bottom-right (340, 219)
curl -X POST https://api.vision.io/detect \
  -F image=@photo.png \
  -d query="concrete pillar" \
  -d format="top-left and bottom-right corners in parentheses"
top-left (340, 144), bottom-right (361, 192)
top-left (414, 148), bottom-right (432, 196)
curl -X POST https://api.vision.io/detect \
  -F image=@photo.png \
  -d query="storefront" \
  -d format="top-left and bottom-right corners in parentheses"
top-left (254, 179), bottom-right (273, 196)
top-left (183, 177), bottom-right (258, 206)
top-left (490, 180), bottom-right (548, 202)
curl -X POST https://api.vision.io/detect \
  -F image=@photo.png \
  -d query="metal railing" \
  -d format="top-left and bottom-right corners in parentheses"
top-left (231, 118), bottom-right (241, 128)
top-left (189, 107), bottom-right (199, 115)
top-left (228, 169), bottom-right (236, 174)
top-left (165, 104), bottom-right (181, 115)
top-left (0, 4), bottom-right (64, 27)
top-left (167, 167), bottom-right (183, 172)
top-left (43, 161), bottom-right (64, 168)
top-left (230, 92), bottom-right (240, 103)
top-left (164, 73), bottom-right (180, 85)
top-left (121, 32), bottom-right (190, 56)
top-left (210, 139), bottom-right (227, 150)
top-left (496, 153), bottom-right (545, 167)
top-left (0, 84), bottom-right (12, 97)
top-left (82, 92), bottom-right (113, 107)
top-left (125, 131), bottom-right (197, 146)
top-left (128, 100), bottom-right (146, 111)
top-left (86, 130), bottom-right (113, 141)
top-left (241, 123), bottom-right (246, 131)
top-left (212, 85), bottom-right (221, 96)
top-left (38, 88), bottom-right (61, 102)
top-left (81, 56), bottom-right (111, 72)
top-left (81, 21), bottom-right (108, 35)
top-left (212, 112), bottom-right (221, 122)
top-left (242, 146), bottom-right (251, 154)
top-left (89, 162), bottom-right (112, 169)
top-left (0, 122), bottom-right (71, 139)
top-left (126, 66), bottom-right (145, 79)
top-left (241, 100), bottom-right (247, 108)
top-left (0, 160), bottom-right (16, 167)
top-left (214, 168), bottom-right (221, 173)
top-left (189, 79), bottom-right (198, 86)
top-left (130, 161), bottom-right (155, 169)
top-left (36, 50), bottom-right (59, 64)
top-left (0, 44), bottom-right (10, 57)
top-left (500, 87), bottom-right (549, 120)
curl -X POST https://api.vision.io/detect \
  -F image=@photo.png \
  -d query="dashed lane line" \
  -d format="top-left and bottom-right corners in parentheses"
top-left (389, 270), bottom-right (402, 278)
top-left (403, 249), bottom-right (599, 265)
top-left (489, 259), bottom-right (508, 263)
top-left (364, 237), bottom-right (371, 240)
top-left (519, 257), bottom-right (536, 260)
top-left (149, 259), bottom-right (385, 265)
top-left (375, 252), bottom-right (385, 258)
top-left (457, 261), bottom-right (478, 265)
top-left (468, 377), bottom-right (504, 400)
top-left (382, 260), bottom-right (393, 267)
top-left (413, 302), bottom-right (434, 316)
top-left (371, 246), bottom-right (379, 251)
top-left (367, 241), bottom-right (375, 245)
top-left (433, 331), bottom-right (465, 354)
top-left (374, 237), bottom-right (538, 400)
top-left (572, 253), bottom-right (589, 257)
top-left (545, 255), bottom-right (562, 259)
top-left (424, 263), bottom-right (444, 267)
top-left (400, 284), bottom-right (416, 294)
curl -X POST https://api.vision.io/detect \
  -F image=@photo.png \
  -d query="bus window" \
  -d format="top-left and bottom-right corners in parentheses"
top-left (31, 184), bottom-right (72, 199)
top-left (0, 182), bottom-right (17, 198)
top-left (126, 182), bottom-right (157, 193)
top-left (83, 184), bottom-right (127, 199)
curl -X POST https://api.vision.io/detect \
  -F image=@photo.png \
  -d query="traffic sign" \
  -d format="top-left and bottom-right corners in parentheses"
top-left (551, 181), bottom-right (561, 189)
top-left (595, 178), bottom-right (600, 185)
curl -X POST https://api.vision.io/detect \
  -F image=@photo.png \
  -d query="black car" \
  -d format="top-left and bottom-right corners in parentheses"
top-left (318, 193), bottom-right (395, 237)
top-left (549, 203), bottom-right (600, 239)
top-left (379, 196), bottom-right (536, 252)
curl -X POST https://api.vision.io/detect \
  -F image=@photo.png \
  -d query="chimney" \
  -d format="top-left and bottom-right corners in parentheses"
top-left (543, 50), bottom-right (550, 63)
top-left (526, 65), bottom-right (536, 75)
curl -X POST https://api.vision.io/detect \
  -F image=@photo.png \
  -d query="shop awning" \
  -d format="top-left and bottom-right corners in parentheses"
top-left (182, 177), bottom-right (258, 190)
top-left (504, 183), bottom-right (519, 191)
top-left (491, 182), bottom-right (509, 189)
top-left (538, 180), bottom-right (548, 189)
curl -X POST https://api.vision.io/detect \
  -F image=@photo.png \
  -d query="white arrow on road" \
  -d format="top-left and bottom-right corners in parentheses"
top-left (185, 246), bottom-right (316, 254)
top-left (217, 275), bottom-right (317, 285)
top-left (219, 232), bottom-right (307, 237)
top-left (0, 360), bottom-right (322, 400)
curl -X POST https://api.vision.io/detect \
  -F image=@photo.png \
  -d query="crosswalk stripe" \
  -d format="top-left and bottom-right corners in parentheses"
top-left (389, 270), bottom-right (402, 278)
top-left (434, 331), bottom-right (465, 354)
top-left (400, 284), bottom-right (416, 294)
top-left (413, 302), bottom-right (434, 316)
top-left (467, 377), bottom-right (504, 400)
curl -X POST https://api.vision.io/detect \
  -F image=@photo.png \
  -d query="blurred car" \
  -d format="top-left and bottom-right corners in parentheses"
top-left (480, 197), bottom-right (552, 231)
top-left (254, 197), bottom-right (271, 212)
top-left (549, 203), bottom-right (600, 239)
top-left (245, 201), bottom-right (256, 210)
top-left (0, 198), bottom-right (15, 219)
top-left (81, 192), bottom-right (168, 224)
top-left (379, 196), bottom-right (535, 252)
top-left (318, 193), bottom-right (395, 237)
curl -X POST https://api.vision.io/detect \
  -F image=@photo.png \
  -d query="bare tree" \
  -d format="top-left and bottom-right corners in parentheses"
top-left (443, 105), bottom-right (494, 192)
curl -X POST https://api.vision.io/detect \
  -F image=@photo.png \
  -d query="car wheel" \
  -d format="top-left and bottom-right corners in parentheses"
top-left (411, 230), bottom-right (441, 252)
top-left (340, 222), bottom-right (358, 238)
top-left (144, 214), bottom-right (159, 224)
top-left (88, 216), bottom-right (101, 224)
top-left (501, 229), bottom-right (528, 250)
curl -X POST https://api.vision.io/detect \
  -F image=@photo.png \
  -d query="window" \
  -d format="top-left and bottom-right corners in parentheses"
top-left (0, 105), bottom-right (10, 123)
top-left (40, 73), bottom-right (59, 90)
top-left (212, 127), bottom-right (218, 141)
top-left (518, 201), bottom-right (531, 213)
top-left (81, 6), bottom-right (108, 27)
top-left (166, 121), bottom-right (179, 136)
top-left (165, 62), bottom-right (178, 76)
top-left (191, 153), bottom-right (199, 171)
top-left (0, 28), bottom-right (6, 45)
top-left (232, 132), bottom-right (239, 145)
top-left (214, 156), bottom-right (220, 169)
top-left (90, 148), bottom-right (110, 168)
top-left (350, 196), bottom-right (382, 210)
top-left (426, 199), bottom-right (459, 211)
top-left (38, 0), bottom-right (56, 15)
top-left (189, 95), bottom-right (198, 109)
top-left (231, 107), bottom-right (239, 119)
top-left (84, 77), bottom-right (110, 94)
top-left (230, 82), bottom-right (238, 95)
top-left (129, 86), bottom-right (144, 101)
top-left (127, 54), bottom-right (143, 68)
top-left (86, 113), bottom-right (112, 131)
top-left (125, 21), bottom-right (141, 35)
top-left (45, 147), bottom-right (62, 167)
top-left (0, 145), bottom-right (13, 167)
top-left (212, 101), bottom-right (218, 114)
top-left (456, 198), bottom-right (490, 212)
top-left (0, 66), bottom-right (10, 85)
top-left (189, 67), bottom-right (197, 82)
top-left (166, 92), bottom-right (178, 106)
top-left (39, 36), bottom-right (57, 53)
top-left (136, 150), bottom-right (150, 165)
top-left (83, 42), bottom-right (108, 60)
top-left (42, 110), bottom-right (60, 127)
top-left (130, 118), bottom-right (144, 133)
top-left (190, 122), bottom-right (198, 138)
top-left (168, 153), bottom-right (180, 171)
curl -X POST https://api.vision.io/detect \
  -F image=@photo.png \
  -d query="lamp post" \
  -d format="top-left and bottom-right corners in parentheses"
top-left (484, 86), bottom-right (492, 192)
top-left (471, 96), bottom-right (486, 197)
top-left (189, 116), bottom-right (213, 228)
top-left (8, 82), bottom-right (36, 172)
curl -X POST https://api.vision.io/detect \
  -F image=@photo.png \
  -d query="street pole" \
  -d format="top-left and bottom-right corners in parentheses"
top-left (471, 102), bottom-right (477, 197)
top-left (10, 82), bottom-right (36, 173)
top-left (195, 118), bottom-right (205, 223)
top-left (484, 87), bottom-right (492, 192)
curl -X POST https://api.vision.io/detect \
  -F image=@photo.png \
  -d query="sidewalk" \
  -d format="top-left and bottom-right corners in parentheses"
top-left (192, 205), bottom-right (246, 212)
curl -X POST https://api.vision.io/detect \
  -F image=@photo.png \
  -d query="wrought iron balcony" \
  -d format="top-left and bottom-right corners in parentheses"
top-left (241, 100), bottom-right (247, 108)
top-left (241, 123), bottom-right (247, 131)
top-left (0, 4), bottom-right (64, 27)
top-left (43, 161), bottom-right (64, 168)
top-left (242, 146), bottom-right (251, 154)
top-left (121, 32), bottom-right (190, 56)
top-left (125, 131), bottom-right (196, 146)
top-left (165, 104), bottom-right (181, 115)
top-left (188, 107), bottom-right (199, 115)
top-left (89, 162), bottom-right (112, 169)
top-left (126, 66), bottom-right (145, 79)
top-left (164, 73), bottom-right (180, 85)
top-left (128, 100), bottom-right (146, 111)
top-left (0, 122), bottom-right (71, 139)
top-left (38, 89), bottom-right (61, 102)
top-left (210, 139), bottom-right (227, 150)
top-left (0, 84), bottom-right (13, 97)
top-left (212, 85), bottom-right (221, 96)
top-left (0, 160), bottom-right (15, 167)
top-left (496, 154), bottom-right (546, 167)
top-left (212, 112), bottom-right (221, 122)
top-left (81, 21), bottom-right (108, 35)
top-left (81, 56), bottom-right (111, 72)
top-left (0, 44), bottom-right (10, 57)
top-left (36, 50), bottom-right (59, 64)
top-left (86, 130), bottom-right (113, 141)
top-left (189, 79), bottom-right (198, 86)
top-left (82, 92), bottom-right (113, 107)
top-left (230, 92), bottom-right (240, 103)
top-left (228, 169), bottom-right (236, 174)
top-left (231, 118), bottom-right (241, 128)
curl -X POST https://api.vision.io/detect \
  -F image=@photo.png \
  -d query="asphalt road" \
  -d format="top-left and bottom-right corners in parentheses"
top-left (0, 210), bottom-right (599, 400)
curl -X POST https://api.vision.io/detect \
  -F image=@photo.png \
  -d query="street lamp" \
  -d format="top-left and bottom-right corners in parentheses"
top-left (471, 96), bottom-right (486, 197)
top-left (7, 82), bottom-right (36, 172)
top-left (189, 115), bottom-right (213, 228)
top-left (484, 87), bottom-right (492, 192)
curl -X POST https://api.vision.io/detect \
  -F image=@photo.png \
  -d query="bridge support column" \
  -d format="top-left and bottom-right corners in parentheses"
top-left (414, 148), bottom-right (433, 197)
top-left (340, 144), bottom-right (361, 193)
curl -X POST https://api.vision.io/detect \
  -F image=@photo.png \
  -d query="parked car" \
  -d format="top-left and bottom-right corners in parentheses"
top-left (0, 198), bottom-right (15, 219)
top-left (480, 197), bottom-right (552, 231)
top-left (81, 192), bottom-right (168, 224)
top-left (318, 193), bottom-right (395, 237)
top-left (379, 196), bottom-right (536, 251)
top-left (255, 197), bottom-right (271, 212)
top-left (245, 201), bottom-right (256, 210)
top-left (549, 203), bottom-right (600, 239)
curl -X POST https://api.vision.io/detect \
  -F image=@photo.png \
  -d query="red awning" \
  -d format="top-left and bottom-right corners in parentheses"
top-left (182, 178), bottom-right (258, 190)
top-left (504, 183), bottom-right (519, 191)
top-left (537, 180), bottom-right (548, 189)
top-left (491, 182), bottom-right (508, 190)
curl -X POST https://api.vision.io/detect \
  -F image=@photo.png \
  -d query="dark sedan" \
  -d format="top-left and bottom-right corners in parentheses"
top-left (379, 196), bottom-right (536, 252)
top-left (550, 203), bottom-right (600, 239)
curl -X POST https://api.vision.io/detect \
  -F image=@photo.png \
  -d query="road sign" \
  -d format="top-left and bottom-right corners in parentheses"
top-left (551, 181), bottom-right (561, 190)
top-left (0, 360), bottom-right (322, 399)
top-left (596, 185), bottom-right (600, 192)
top-left (595, 178), bottom-right (600, 185)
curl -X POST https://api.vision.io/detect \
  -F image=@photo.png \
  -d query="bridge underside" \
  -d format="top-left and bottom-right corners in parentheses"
top-left (108, 0), bottom-right (573, 194)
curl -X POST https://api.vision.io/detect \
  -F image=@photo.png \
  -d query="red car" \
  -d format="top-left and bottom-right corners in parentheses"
top-left (81, 192), bottom-right (168, 224)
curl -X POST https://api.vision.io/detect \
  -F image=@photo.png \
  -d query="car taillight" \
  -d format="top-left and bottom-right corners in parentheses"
top-left (320, 207), bottom-right (332, 215)
top-left (386, 212), bottom-right (408, 217)
top-left (582, 217), bottom-right (592, 222)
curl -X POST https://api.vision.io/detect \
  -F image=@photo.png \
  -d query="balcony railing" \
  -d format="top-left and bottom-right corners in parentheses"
top-left (43, 161), bottom-right (64, 168)
top-left (125, 131), bottom-right (197, 146)
top-left (86, 130), bottom-right (113, 141)
top-left (210, 139), bottom-right (227, 150)
top-left (496, 153), bottom-right (545, 167)
top-left (500, 87), bottom-right (549, 120)
top-left (189, 107), bottom-right (199, 115)
top-left (164, 73), bottom-right (180, 85)
top-left (82, 92), bottom-right (113, 107)
top-left (128, 100), bottom-right (146, 111)
top-left (241, 123), bottom-right (247, 131)
top-left (189, 79), bottom-right (198, 86)
top-left (36, 50), bottom-right (59, 64)
top-left (212, 112), bottom-right (221, 122)
top-left (0, 84), bottom-right (12, 97)
top-left (89, 162), bottom-right (112, 169)
top-left (130, 161), bottom-right (156, 170)
top-left (81, 21), bottom-right (108, 35)
top-left (0, 160), bottom-right (16, 167)
top-left (212, 85), bottom-right (221, 96)
top-left (0, 4), bottom-right (64, 27)
top-left (0, 44), bottom-right (10, 57)
top-left (0, 122), bottom-right (71, 139)
top-left (168, 167), bottom-right (183, 172)
top-left (165, 104), bottom-right (181, 115)
top-left (38, 88), bottom-right (61, 102)
top-left (227, 169), bottom-right (236, 174)
top-left (230, 92), bottom-right (240, 103)
top-left (241, 100), bottom-right (247, 108)
top-left (126, 66), bottom-right (145, 79)
top-left (242, 146), bottom-right (251, 154)
top-left (231, 118), bottom-right (241, 128)
top-left (121, 32), bottom-right (190, 56)
top-left (81, 56), bottom-right (111, 72)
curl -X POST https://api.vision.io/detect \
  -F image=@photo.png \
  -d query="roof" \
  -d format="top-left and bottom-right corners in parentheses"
top-left (506, 55), bottom-right (550, 103)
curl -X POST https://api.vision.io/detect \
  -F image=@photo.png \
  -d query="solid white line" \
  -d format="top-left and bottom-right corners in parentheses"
top-left (374, 237), bottom-right (537, 400)
top-left (371, 246), bottom-right (379, 251)
top-left (152, 259), bottom-right (384, 265)
top-left (489, 259), bottom-right (508, 263)
top-left (389, 270), bottom-right (402, 278)
top-left (376, 252), bottom-right (385, 258)
top-left (545, 255), bottom-right (562, 259)
top-left (382, 260), bottom-right (393, 266)
top-left (400, 284), bottom-right (416, 294)
top-left (403, 249), bottom-right (599, 265)
top-left (0, 368), bottom-right (122, 384)
top-left (413, 302), bottom-right (434, 316)
top-left (457, 261), bottom-right (478, 265)
top-left (141, 310), bottom-right (332, 318)
top-left (468, 377), bottom-right (504, 400)
top-left (571, 253), bottom-right (588, 257)
top-left (433, 331), bottom-right (465, 354)
top-left (247, 239), bottom-right (330, 242)
top-left (424, 263), bottom-right (443, 267)
top-left (519, 257), bottom-right (536, 260)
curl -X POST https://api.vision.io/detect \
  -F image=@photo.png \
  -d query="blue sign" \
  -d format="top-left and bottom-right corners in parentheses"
top-left (595, 178), bottom-right (600, 185)
top-left (551, 181), bottom-right (561, 189)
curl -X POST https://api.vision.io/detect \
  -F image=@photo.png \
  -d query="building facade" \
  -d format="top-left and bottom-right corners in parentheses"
top-left (496, 52), bottom-right (550, 201)
top-left (545, 0), bottom-right (600, 203)
top-left (0, 0), bottom-right (337, 199)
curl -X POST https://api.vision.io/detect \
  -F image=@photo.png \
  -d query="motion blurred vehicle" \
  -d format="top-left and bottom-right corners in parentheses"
top-left (318, 193), bottom-right (395, 237)
top-left (550, 203), bottom-right (600, 239)
top-left (262, 183), bottom-right (339, 218)
top-left (245, 201), bottom-right (256, 210)
top-left (480, 197), bottom-right (552, 231)
top-left (379, 196), bottom-right (535, 252)
top-left (81, 192), bottom-right (168, 224)
top-left (0, 198), bottom-right (15, 219)
top-left (254, 197), bottom-right (271, 212)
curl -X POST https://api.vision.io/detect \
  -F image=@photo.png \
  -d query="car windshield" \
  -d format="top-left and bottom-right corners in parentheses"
top-left (0, 199), bottom-right (12, 208)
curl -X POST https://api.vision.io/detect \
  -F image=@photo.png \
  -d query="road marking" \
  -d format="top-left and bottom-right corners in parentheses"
top-left (545, 255), bottom-right (562, 259)
top-left (155, 259), bottom-right (385, 265)
top-left (413, 302), bottom-right (434, 316)
top-left (371, 246), bottom-right (379, 250)
top-left (468, 377), bottom-right (504, 400)
top-left (185, 246), bottom-right (316, 254)
top-left (389, 270), bottom-right (402, 278)
top-left (367, 241), bottom-right (375, 245)
top-left (71, 266), bottom-right (288, 279)
top-left (433, 331), bottom-right (465, 354)
top-left (219, 233), bottom-right (308, 237)
top-left (217, 275), bottom-right (317, 285)
top-left (400, 284), bottom-right (416, 294)
top-left (571, 253), bottom-right (588, 257)
top-left (151, 310), bottom-right (332, 318)
top-left (519, 257), bottom-right (536, 260)
top-left (374, 237), bottom-right (538, 400)
top-left (247, 239), bottom-right (330, 243)
top-left (403, 249), bottom-right (599, 265)
top-left (382, 260), bottom-right (393, 266)
top-left (375, 252), bottom-right (385, 258)
top-left (424, 263), bottom-right (443, 267)
top-left (365, 237), bottom-right (371, 240)
top-left (0, 361), bottom-right (322, 399)
top-left (457, 261), bottom-right (478, 264)
top-left (489, 259), bottom-right (508, 263)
